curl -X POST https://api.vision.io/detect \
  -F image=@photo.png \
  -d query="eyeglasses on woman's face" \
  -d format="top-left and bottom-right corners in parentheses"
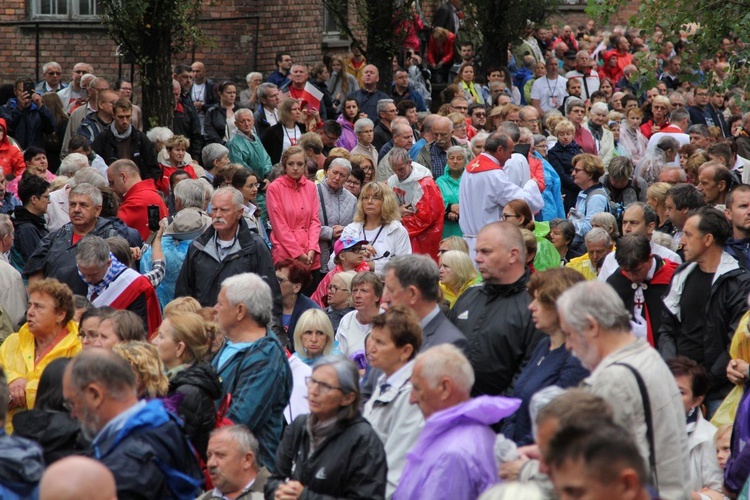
top-left (305, 376), bottom-right (343, 394)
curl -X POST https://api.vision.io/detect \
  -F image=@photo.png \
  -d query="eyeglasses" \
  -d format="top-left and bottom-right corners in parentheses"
top-left (62, 390), bottom-right (81, 412)
top-left (78, 332), bottom-right (99, 341)
top-left (306, 376), bottom-right (344, 394)
top-left (47, 72), bottom-right (61, 75)
top-left (452, 106), bottom-right (469, 112)
top-left (473, 113), bottom-right (486, 118)
top-left (343, 246), bottom-right (366, 253)
top-left (572, 167), bottom-right (585, 173)
top-left (246, 182), bottom-right (261, 188)
top-left (501, 214), bottom-right (520, 220)
top-left (328, 284), bottom-right (349, 293)
top-left (276, 275), bottom-right (289, 284)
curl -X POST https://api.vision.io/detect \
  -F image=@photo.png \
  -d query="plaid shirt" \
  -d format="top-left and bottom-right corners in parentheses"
top-left (430, 142), bottom-right (449, 177)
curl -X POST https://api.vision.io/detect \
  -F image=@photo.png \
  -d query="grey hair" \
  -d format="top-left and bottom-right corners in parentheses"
top-left (221, 272), bottom-right (273, 326)
top-left (391, 122), bottom-right (412, 137)
top-left (607, 156), bottom-right (634, 181)
top-left (557, 281), bottom-right (632, 334)
top-left (499, 122), bottom-right (520, 142)
top-left (213, 186), bottom-right (244, 209)
top-left (329, 158), bottom-right (352, 174)
top-left (174, 179), bottom-right (208, 209)
top-left (389, 147), bottom-right (411, 166)
top-left (377, 99), bottom-right (394, 115)
top-left (67, 349), bottom-right (137, 400)
top-left (670, 107), bottom-right (690, 123)
top-left (312, 355), bottom-right (360, 395)
top-left (518, 127), bottom-right (533, 143)
top-left (590, 102), bottom-right (609, 115)
top-left (76, 235), bottom-right (111, 267)
top-left (354, 118), bottom-right (374, 133)
top-left (212, 425), bottom-right (260, 464)
top-left (591, 212), bottom-right (619, 238)
top-left (470, 132), bottom-right (490, 151)
top-left (71, 167), bottom-right (107, 190)
top-left (446, 145), bottom-right (468, 161)
top-left (235, 108), bottom-right (254, 121)
top-left (0, 214), bottom-right (12, 240)
top-left (565, 97), bottom-right (585, 116)
top-left (42, 61), bottom-right (61, 73)
top-left (245, 72), bottom-right (262, 83)
top-left (415, 343), bottom-right (474, 395)
top-left (70, 182), bottom-right (103, 207)
top-left (146, 126), bottom-right (174, 144)
top-left (584, 227), bottom-right (612, 246)
top-left (256, 82), bottom-right (278, 101)
top-left (384, 254), bottom-right (440, 302)
top-left (201, 143), bottom-right (229, 169)
top-left (59, 153), bottom-right (89, 177)
top-left (533, 134), bottom-right (547, 146)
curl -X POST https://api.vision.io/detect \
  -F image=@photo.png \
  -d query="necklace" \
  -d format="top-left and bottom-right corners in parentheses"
top-left (284, 124), bottom-right (298, 146)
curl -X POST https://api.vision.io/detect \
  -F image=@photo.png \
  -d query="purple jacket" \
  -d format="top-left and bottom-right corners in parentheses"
top-left (725, 381), bottom-right (750, 493)
top-left (336, 114), bottom-right (357, 151)
top-left (393, 396), bottom-right (521, 500)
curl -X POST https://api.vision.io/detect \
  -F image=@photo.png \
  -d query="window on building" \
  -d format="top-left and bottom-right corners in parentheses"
top-left (322, 2), bottom-right (345, 37)
top-left (33, 0), bottom-right (103, 18)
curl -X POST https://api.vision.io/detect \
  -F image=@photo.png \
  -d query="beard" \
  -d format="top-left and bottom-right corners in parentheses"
top-left (79, 405), bottom-right (101, 441)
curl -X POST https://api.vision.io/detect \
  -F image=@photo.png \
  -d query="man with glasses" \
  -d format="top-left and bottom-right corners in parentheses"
top-left (468, 103), bottom-right (487, 131)
top-left (268, 51), bottom-right (293, 89)
top-left (210, 272), bottom-right (292, 470)
top-left (519, 105), bottom-right (540, 134)
top-left (77, 89), bottom-right (118, 144)
top-left (61, 76), bottom-right (110, 159)
top-left (317, 120), bottom-right (343, 155)
top-left (391, 68), bottom-right (427, 112)
top-left (35, 61), bottom-right (66, 94)
top-left (62, 349), bottom-right (203, 498)
top-left (57, 62), bottom-right (93, 112)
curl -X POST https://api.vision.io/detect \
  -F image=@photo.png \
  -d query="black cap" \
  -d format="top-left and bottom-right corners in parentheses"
top-left (563, 50), bottom-right (577, 59)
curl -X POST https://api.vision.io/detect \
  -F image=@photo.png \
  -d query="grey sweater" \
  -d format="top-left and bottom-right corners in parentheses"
top-left (317, 179), bottom-right (357, 273)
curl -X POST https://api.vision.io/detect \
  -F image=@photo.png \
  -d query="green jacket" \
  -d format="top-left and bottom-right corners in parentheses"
top-left (227, 132), bottom-right (273, 218)
top-left (436, 170), bottom-right (463, 238)
top-left (533, 221), bottom-right (561, 271)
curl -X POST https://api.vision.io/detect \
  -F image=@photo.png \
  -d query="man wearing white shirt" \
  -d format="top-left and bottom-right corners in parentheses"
top-left (598, 202), bottom-right (681, 281)
top-left (253, 83), bottom-right (281, 140)
top-left (459, 132), bottom-right (543, 259)
top-left (564, 51), bottom-right (600, 100)
top-left (530, 58), bottom-right (567, 114)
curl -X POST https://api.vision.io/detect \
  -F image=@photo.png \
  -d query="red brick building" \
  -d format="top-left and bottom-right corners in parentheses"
top-left (0, 0), bottom-right (358, 86)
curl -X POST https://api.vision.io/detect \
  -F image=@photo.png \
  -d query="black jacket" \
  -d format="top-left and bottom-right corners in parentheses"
top-left (265, 414), bottom-right (387, 500)
top-left (261, 122), bottom-right (307, 166)
top-left (13, 409), bottom-right (90, 465)
top-left (448, 270), bottom-right (544, 397)
top-left (254, 104), bottom-right (275, 142)
top-left (174, 95), bottom-right (203, 160)
top-left (205, 104), bottom-right (240, 146)
top-left (687, 104), bottom-right (730, 138)
top-left (547, 140), bottom-right (584, 213)
top-left (175, 218), bottom-right (282, 320)
top-left (169, 361), bottom-right (222, 461)
top-left (372, 121), bottom-right (392, 154)
top-left (23, 217), bottom-right (143, 295)
top-left (92, 125), bottom-right (160, 181)
top-left (658, 255), bottom-right (750, 400)
top-left (11, 206), bottom-right (48, 271)
top-left (309, 79), bottom-right (335, 121)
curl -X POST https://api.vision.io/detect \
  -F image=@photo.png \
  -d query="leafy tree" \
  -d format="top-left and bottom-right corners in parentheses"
top-left (99, 0), bottom-right (206, 128)
top-left (587, 0), bottom-right (750, 91)
top-left (465, 0), bottom-right (558, 69)
top-left (321, 0), bottom-right (417, 92)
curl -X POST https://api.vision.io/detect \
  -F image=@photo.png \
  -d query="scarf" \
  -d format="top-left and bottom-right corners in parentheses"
top-left (166, 363), bottom-right (189, 381)
top-left (79, 253), bottom-right (128, 299)
top-left (588, 121), bottom-right (603, 141)
top-left (306, 411), bottom-right (344, 457)
top-left (110, 122), bottom-right (132, 141)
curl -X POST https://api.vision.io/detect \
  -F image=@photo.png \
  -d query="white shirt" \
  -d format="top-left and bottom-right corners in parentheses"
top-left (564, 70), bottom-right (600, 100)
top-left (503, 153), bottom-right (531, 188)
top-left (598, 240), bottom-right (682, 282)
top-left (459, 153), bottom-right (543, 259)
top-left (264, 107), bottom-right (278, 126)
top-left (530, 76), bottom-right (568, 112)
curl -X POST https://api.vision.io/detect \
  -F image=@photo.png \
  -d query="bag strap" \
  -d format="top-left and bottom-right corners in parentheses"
top-left (317, 184), bottom-right (329, 227)
top-left (584, 187), bottom-right (610, 213)
top-left (613, 362), bottom-right (659, 494)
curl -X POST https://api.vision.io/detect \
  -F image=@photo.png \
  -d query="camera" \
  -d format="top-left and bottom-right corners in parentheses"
top-left (147, 205), bottom-right (161, 232)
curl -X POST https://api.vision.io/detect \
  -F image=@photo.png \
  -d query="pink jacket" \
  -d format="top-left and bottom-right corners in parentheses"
top-left (267, 174), bottom-right (322, 270)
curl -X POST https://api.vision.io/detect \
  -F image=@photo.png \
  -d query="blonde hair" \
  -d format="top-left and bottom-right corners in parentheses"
top-left (332, 271), bottom-right (356, 307)
top-left (572, 153), bottom-right (605, 182)
top-left (113, 341), bottom-right (169, 399)
top-left (353, 182), bottom-right (401, 224)
top-left (165, 135), bottom-right (190, 150)
top-left (554, 119), bottom-right (575, 135)
top-left (328, 147), bottom-right (350, 160)
top-left (293, 309), bottom-right (335, 357)
top-left (440, 250), bottom-right (478, 289)
top-left (440, 235), bottom-right (469, 253)
top-left (647, 182), bottom-right (671, 206)
top-left (715, 424), bottom-right (733, 444)
top-left (164, 311), bottom-right (211, 363)
top-left (163, 296), bottom-right (202, 315)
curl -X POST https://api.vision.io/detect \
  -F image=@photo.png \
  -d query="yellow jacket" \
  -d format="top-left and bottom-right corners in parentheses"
top-left (440, 276), bottom-right (482, 308)
top-left (565, 254), bottom-right (599, 280)
top-left (1, 321), bottom-right (80, 433)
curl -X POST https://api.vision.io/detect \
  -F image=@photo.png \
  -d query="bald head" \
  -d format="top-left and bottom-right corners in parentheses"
top-left (40, 456), bottom-right (117, 500)
top-left (475, 221), bottom-right (526, 284)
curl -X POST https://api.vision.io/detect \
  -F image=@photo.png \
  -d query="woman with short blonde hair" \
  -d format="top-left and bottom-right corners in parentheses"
top-left (293, 309), bottom-right (335, 365)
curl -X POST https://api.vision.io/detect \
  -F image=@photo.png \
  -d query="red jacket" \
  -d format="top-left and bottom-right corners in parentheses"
top-left (156, 163), bottom-right (197, 195)
top-left (427, 31), bottom-right (456, 67)
top-left (527, 153), bottom-right (546, 192)
top-left (118, 179), bottom-right (168, 241)
top-left (0, 118), bottom-right (25, 178)
top-left (388, 164), bottom-right (444, 262)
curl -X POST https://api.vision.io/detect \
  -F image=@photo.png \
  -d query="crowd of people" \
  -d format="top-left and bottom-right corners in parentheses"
top-left (1, 6), bottom-right (750, 500)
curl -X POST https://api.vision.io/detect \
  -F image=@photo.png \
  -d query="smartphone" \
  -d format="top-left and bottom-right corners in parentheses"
top-left (147, 205), bottom-right (161, 232)
top-left (23, 81), bottom-right (34, 96)
top-left (513, 143), bottom-right (531, 157)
